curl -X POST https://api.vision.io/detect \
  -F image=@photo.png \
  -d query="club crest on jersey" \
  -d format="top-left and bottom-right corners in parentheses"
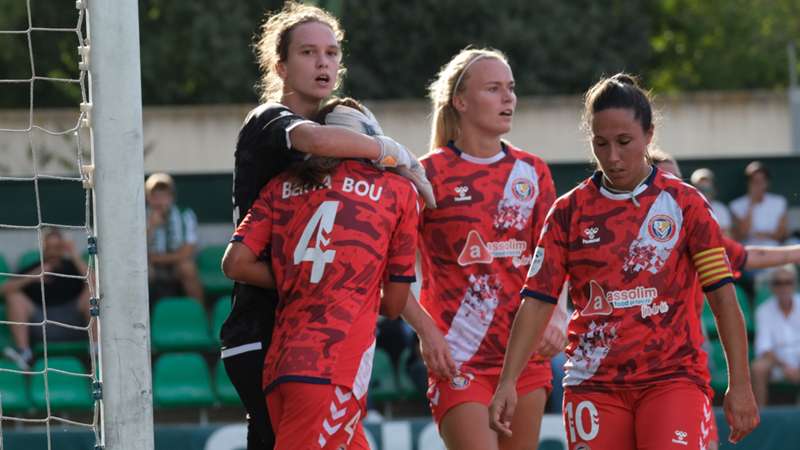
top-left (454, 185), bottom-right (472, 202)
top-left (449, 372), bottom-right (474, 390)
top-left (511, 178), bottom-right (534, 201)
top-left (582, 226), bottom-right (600, 244)
top-left (647, 214), bottom-right (676, 242)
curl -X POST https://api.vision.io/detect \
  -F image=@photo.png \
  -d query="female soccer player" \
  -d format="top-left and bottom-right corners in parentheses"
top-left (400, 48), bottom-right (557, 450)
top-left (223, 99), bottom-right (420, 449)
top-left (490, 73), bottom-right (759, 450)
top-left (218, 3), bottom-right (432, 448)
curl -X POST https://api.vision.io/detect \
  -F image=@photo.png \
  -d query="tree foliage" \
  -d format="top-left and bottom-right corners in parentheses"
top-left (0, 0), bottom-right (798, 108)
top-left (647, 0), bottom-right (800, 92)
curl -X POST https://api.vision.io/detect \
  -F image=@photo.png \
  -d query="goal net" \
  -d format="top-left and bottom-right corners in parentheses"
top-left (0, 1), bottom-right (153, 449)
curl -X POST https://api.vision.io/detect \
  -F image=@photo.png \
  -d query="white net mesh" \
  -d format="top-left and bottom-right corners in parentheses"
top-left (0, 0), bottom-right (102, 448)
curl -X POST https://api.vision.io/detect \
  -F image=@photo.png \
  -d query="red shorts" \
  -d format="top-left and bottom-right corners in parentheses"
top-left (563, 382), bottom-right (713, 450)
top-left (426, 366), bottom-right (551, 425)
top-left (267, 382), bottom-right (368, 450)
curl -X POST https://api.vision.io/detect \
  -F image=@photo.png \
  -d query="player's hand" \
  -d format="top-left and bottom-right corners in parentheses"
top-left (536, 321), bottom-right (567, 358)
top-left (388, 163), bottom-right (437, 209)
top-left (324, 104), bottom-right (384, 136)
top-left (489, 380), bottom-right (517, 438)
top-left (723, 383), bottom-right (759, 443)
top-left (417, 326), bottom-right (457, 380)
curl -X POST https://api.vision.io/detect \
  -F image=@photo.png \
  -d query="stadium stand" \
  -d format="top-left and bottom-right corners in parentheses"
top-left (30, 356), bottom-right (92, 411)
top-left (150, 297), bottom-right (213, 352)
top-left (0, 360), bottom-right (30, 413)
top-left (153, 353), bottom-right (215, 409)
top-left (196, 245), bottom-right (232, 299)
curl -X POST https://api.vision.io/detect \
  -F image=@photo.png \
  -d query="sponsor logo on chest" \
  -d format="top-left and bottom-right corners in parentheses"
top-left (457, 229), bottom-right (529, 267)
top-left (580, 280), bottom-right (669, 319)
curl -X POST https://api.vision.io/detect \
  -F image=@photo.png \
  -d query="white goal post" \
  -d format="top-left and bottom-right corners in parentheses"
top-left (88, 0), bottom-right (154, 449)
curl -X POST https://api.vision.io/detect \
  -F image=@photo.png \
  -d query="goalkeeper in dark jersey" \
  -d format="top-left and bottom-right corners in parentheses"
top-left (220, 2), bottom-right (434, 449)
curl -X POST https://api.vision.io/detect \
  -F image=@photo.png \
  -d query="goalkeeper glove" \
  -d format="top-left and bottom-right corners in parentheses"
top-left (325, 105), bottom-right (437, 208)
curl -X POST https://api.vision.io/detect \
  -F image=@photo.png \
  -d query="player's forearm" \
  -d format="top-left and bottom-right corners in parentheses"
top-left (400, 292), bottom-right (438, 338)
top-left (223, 261), bottom-right (275, 290)
top-left (707, 284), bottom-right (752, 387)
top-left (499, 298), bottom-right (555, 384)
top-left (744, 244), bottom-right (800, 270)
top-left (290, 123), bottom-right (381, 160)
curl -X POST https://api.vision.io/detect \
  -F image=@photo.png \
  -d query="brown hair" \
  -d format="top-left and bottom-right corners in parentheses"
top-left (583, 73), bottom-right (654, 135)
top-left (427, 47), bottom-right (509, 151)
top-left (286, 97), bottom-right (368, 186)
top-left (254, 1), bottom-right (345, 103)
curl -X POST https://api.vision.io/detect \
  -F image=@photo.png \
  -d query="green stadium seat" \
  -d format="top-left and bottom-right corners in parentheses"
top-left (214, 361), bottom-right (240, 406)
top-left (211, 296), bottom-right (231, 346)
top-left (397, 347), bottom-right (424, 400)
top-left (151, 297), bottom-right (213, 352)
top-left (30, 356), bottom-right (93, 411)
top-left (0, 253), bottom-right (10, 287)
top-left (33, 341), bottom-right (89, 357)
top-left (369, 348), bottom-right (400, 403)
top-left (0, 305), bottom-right (11, 350)
top-left (0, 360), bottom-right (31, 413)
top-left (196, 245), bottom-right (233, 298)
top-left (16, 249), bottom-right (40, 272)
top-left (153, 353), bottom-right (215, 408)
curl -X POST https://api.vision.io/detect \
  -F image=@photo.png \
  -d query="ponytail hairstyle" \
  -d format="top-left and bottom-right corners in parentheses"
top-left (582, 73), bottom-right (657, 163)
top-left (285, 97), bottom-right (367, 186)
top-left (427, 47), bottom-right (509, 151)
top-left (254, 1), bottom-right (345, 103)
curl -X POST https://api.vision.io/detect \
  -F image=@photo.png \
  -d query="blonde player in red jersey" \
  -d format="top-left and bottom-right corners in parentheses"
top-left (490, 73), bottom-right (759, 450)
top-left (400, 48), bottom-right (559, 450)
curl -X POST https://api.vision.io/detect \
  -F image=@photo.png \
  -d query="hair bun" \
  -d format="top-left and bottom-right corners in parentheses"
top-left (611, 73), bottom-right (638, 87)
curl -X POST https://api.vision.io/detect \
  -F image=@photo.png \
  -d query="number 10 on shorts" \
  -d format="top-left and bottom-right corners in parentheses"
top-left (565, 400), bottom-right (600, 444)
top-left (294, 201), bottom-right (340, 283)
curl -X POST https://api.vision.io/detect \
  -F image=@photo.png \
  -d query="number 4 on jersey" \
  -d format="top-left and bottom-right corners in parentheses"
top-left (293, 200), bottom-right (340, 283)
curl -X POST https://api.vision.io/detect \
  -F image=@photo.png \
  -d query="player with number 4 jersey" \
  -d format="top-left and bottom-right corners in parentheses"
top-left (225, 100), bottom-right (420, 449)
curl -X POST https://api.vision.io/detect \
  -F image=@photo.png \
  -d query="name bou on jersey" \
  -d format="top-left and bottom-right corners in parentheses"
top-left (282, 175), bottom-right (383, 202)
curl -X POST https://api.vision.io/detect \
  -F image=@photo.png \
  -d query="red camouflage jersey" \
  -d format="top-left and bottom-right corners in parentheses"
top-left (522, 167), bottom-right (734, 394)
top-left (419, 142), bottom-right (556, 375)
top-left (233, 160), bottom-right (419, 399)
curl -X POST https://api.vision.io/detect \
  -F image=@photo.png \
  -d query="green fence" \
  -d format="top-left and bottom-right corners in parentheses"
top-left (3, 156), bottom-right (799, 226)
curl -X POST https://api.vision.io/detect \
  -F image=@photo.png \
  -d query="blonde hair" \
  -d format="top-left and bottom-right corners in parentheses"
top-left (254, 1), bottom-right (344, 103)
top-left (427, 48), bottom-right (509, 151)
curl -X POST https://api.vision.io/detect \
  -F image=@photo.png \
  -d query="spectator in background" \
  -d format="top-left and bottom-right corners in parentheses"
top-left (730, 161), bottom-right (788, 246)
top-left (691, 167), bottom-right (733, 236)
top-left (2, 228), bottom-right (91, 370)
top-left (145, 172), bottom-right (204, 302)
top-left (751, 264), bottom-right (800, 406)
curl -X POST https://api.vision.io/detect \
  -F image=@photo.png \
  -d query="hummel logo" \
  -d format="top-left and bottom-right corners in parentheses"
top-left (672, 430), bottom-right (688, 446)
top-left (582, 226), bottom-right (600, 244)
top-left (454, 185), bottom-right (472, 202)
